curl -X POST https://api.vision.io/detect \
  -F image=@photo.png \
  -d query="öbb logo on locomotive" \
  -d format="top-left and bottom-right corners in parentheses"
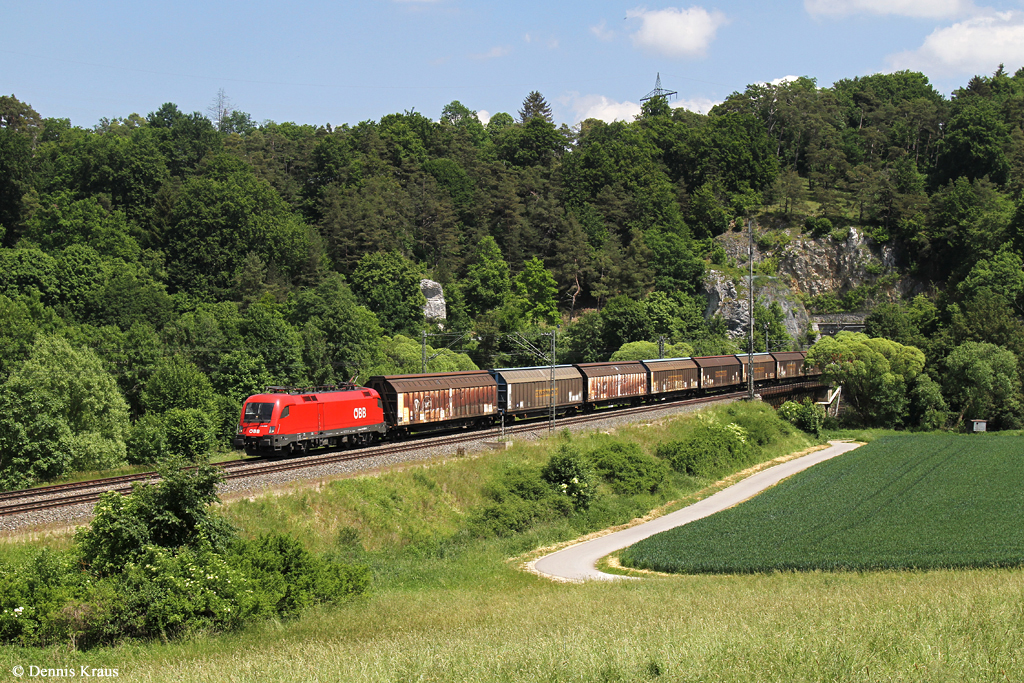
top-left (233, 353), bottom-right (820, 456)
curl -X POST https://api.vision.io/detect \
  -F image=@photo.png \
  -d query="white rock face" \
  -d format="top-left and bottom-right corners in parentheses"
top-left (778, 229), bottom-right (871, 297)
top-left (702, 270), bottom-right (811, 342)
top-left (421, 279), bottom-right (446, 320)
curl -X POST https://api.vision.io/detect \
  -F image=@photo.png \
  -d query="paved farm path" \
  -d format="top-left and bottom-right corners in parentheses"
top-left (532, 440), bottom-right (863, 582)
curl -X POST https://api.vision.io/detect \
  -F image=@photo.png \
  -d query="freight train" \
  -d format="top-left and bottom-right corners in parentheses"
top-left (233, 351), bottom-right (820, 455)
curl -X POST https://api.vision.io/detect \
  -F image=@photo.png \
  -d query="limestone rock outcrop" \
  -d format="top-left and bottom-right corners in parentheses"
top-left (421, 279), bottom-right (446, 321)
top-left (701, 226), bottom-right (911, 344)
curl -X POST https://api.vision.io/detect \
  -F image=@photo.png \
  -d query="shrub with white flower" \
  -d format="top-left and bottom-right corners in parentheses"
top-left (541, 445), bottom-right (596, 510)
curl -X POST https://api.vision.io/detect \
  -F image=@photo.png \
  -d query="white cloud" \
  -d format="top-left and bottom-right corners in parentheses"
top-left (769, 75), bottom-right (800, 86)
top-left (626, 6), bottom-right (728, 58)
top-left (524, 33), bottom-right (559, 49)
top-left (888, 11), bottom-right (1024, 75)
top-left (590, 20), bottom-right (615, 41)
top-left (470, 46), bottom-right (510, 60)
top-left (566, 94), bottom-right (642, 124)
top-left (805, 0), bottom-right (973, 18)
top-left (675, 96), bottom-right (721, 114)
top-left (477, 109), bottom-right (492, 125)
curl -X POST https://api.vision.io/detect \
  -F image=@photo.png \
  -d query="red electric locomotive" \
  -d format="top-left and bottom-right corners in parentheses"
top-left (233, 384), bottom-right (386, 454)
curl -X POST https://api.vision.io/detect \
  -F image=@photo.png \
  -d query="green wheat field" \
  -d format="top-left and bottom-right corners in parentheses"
top-left (622, 433), bottom-right (1024, 574)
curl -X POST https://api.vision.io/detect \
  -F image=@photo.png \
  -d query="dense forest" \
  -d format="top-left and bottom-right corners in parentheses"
top-left (2, 66), bottom-right (1024, 488)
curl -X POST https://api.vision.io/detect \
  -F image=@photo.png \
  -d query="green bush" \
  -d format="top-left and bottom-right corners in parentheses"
top-left (831, 225), bottom-right (851, 241)
top-left (0, 549), bottom-right (86, 647)
top-left (755, 230), bottom-right (791, 252)
top-left (228, 534), bottom-right (370, 619)
top-left (656, 420), bottom-right (750, 478)
top-left (470, 463), bottom-right (571, 536)
top-left (76, 456), bottom-right (233, 576)
top-left (807, 292), bottom-right (843, 314)
top-left (212, 393), bottom-right (243, 443)
top-left (709, 242), bottom-right (728, 266)
top-left (483, 463), bottom-right (551, 503)
top-left (778, 399), bottom-right (825, 435)
top-left (0, 534), bottom-right (372, 648)
top-left (755, 256), bottom-right (779, 276)
top-left (590, 442), bottom-right (669, 495)
top-left (804, 216), bottom-right (833, 238)
top-left (107, 543), bottom-right (252, 642)
top-left (542, 445), bottom-right (597, 510)
top-left (163, 408), bottom-right (214, 462)
top-left (470, 496), bottom-right (561, 537)
top-left (723, 402), bottom-right (793, 446)
top-left (126, 412), bottom-right (167, 464)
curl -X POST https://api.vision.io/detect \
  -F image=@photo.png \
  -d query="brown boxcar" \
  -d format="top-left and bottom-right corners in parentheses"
top-left (771, 351), bottom-right (807, 379)
top-left (694, 355), bottom-right (743, 389)
top-left (575, 361), bottom-right (648, 406)
top-left (737, 352), bottom-right (777, 384)
top-left (642, 358), bottom-right (699, 395)
top-left (491, 365), bottom-right (584, 418)
top-left (366, 371), bottom-right (497, 433)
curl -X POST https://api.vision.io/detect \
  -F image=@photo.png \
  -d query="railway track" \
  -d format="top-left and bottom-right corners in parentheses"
top-left (0, 385), bottom-right (821, 520)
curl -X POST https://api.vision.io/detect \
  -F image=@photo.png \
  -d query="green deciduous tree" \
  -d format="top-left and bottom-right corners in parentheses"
top-left (600, 295), bottom-right (653, 353)
top-left (142, 356), bottom-right (215, 415)
top-left (463, 236), bottom-right (511, 318)
top-left (942, 341), bottom-right (1023, 430)
top-left (932, 99), bottom-right (1010, 187)
top-left (0, 335), bottom-right (129, 488)
top-left (908, 373), bottom-right (949, 431)
top-left (560, 310), bottom-right (605, 363)
top-left (22, 194), bottom-right (141, 261)
top-left (164, 155), bottom-right (314, 297)
top-left (609, 340), bottom-right (693, 361)
top-left (349, 251), bottom-right (426, 335)
top-left (806, 331), bottom-right (925, 427)
top-left (239, 299), bottom-right (306, 385)
top-left (0, 293), bottom-right (61, 378)
top-left (368, 334), bottom-right (478, 375)
top-left (289, 274), bottom-right (384, 383)
top-left (513, 257), bottom-right (559, 325)
top-left (163, 408), bottom-right (215, 461)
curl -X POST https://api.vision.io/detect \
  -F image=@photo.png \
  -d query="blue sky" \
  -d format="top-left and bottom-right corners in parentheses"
top-left (4, 0), bottom-right (1024, 128)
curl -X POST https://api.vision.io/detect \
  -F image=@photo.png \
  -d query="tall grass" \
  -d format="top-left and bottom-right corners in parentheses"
top-left (2, 566), bottom-right (1020, 681)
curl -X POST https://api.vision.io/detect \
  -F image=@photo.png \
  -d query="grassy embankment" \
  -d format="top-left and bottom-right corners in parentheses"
top-left (2, 412), bottom-right (1022, 682)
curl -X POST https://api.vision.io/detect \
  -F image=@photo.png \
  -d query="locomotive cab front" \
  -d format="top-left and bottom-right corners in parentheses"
top-left (234, 398), bottom-right (281, 452)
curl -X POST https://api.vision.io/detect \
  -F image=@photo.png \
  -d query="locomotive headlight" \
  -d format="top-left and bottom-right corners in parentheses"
top-left (269, 426), bottom-right (276, 434)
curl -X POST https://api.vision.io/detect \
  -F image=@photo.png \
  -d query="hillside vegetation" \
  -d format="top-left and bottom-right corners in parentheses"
top-left (3, 67), bottom-right (1024, 482)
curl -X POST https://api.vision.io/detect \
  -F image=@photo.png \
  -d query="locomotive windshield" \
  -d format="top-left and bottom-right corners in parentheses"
top-left (243, 402), bottom-right (275, 423)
